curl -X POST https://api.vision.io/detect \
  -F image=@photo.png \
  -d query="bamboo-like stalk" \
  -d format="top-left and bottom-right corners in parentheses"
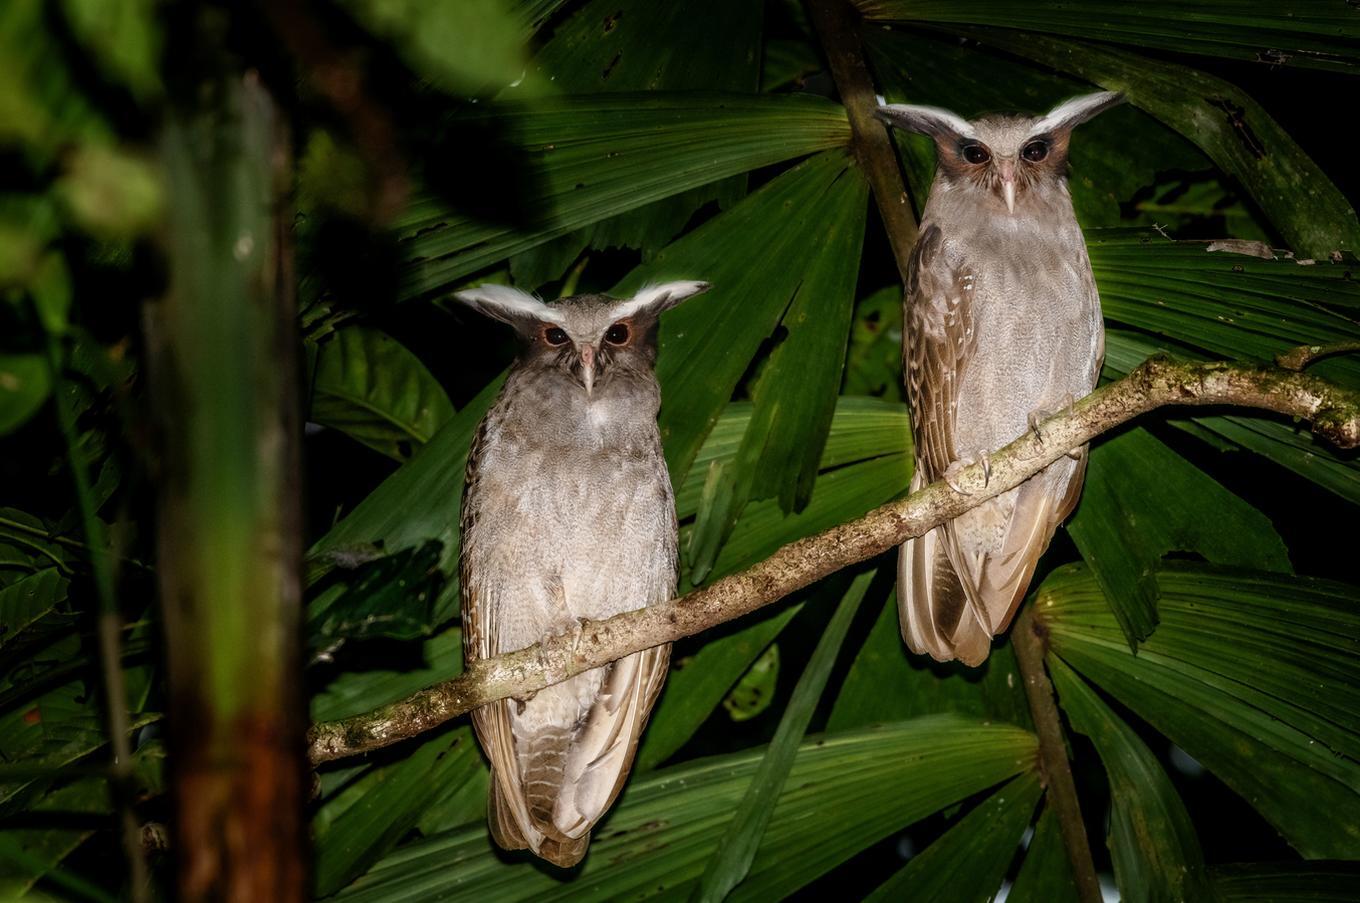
top-left (144, 72), bottom-right (307, 901)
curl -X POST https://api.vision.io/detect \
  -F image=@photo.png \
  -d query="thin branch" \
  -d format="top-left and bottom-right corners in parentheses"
top-left (43, 335), bottom-right (148, 903)
top-left (308, 354), bottom-right (1360, 764)
top-left (1276, 340), bottom-right (1360, 371)
top-left (1013, 605), bottom-right (1102, 903)
top-left (804, 0), bottom-right (919, 281)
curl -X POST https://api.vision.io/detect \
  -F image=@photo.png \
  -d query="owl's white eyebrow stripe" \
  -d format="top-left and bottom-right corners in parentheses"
top-left (610, 281), bottom-right (710, 321)
top-left (452, 284), bottom-right (567, 324)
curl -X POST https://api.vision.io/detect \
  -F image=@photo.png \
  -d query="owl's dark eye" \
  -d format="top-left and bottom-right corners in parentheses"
top-left (961, 144), bottom-right (991, 165)
top-left (604, 323), bottom-right (630, 345)
top-left (1022, 140), bottom-right (1049, 162)
top-left (543, 327), bottom-right (570, 346)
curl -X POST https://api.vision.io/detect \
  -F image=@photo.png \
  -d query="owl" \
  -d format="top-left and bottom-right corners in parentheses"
top-left (876, 91), bottom-right (1123, 666)
top-left (453, 279), bottom-right (710, 866)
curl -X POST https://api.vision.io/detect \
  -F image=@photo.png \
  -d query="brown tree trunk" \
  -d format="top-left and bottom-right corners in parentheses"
top-left (144, 71), bottom-right (307, 902)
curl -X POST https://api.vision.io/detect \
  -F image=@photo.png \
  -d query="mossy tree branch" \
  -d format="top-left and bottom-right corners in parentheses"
top-left (308, 354), bottom-right (1360, 765)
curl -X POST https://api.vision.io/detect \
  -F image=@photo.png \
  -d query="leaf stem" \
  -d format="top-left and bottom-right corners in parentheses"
top-left (1011, 605), bottom-right (1102, 903)
top-left (42, 334), bottom-right (149, 903)
top-left (805, 0), bottom-right (920, 281)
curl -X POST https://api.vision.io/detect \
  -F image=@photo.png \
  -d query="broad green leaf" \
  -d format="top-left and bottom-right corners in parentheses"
top-left (1039, 562), bottom-right (1360, 857)
top-left (864, 771), bottom-right (1042, 903)
top-left (0, 1), bottom-right (110, 164)
top-left (306, 542), bottom-right (443, 654)
top-left (1049, 656), bottom-right (1213, 903)
top-left (695, 571), bottom-right (872, 902)
top-left (311, 377), bottom-right (502, 625)
top-left (842, 286), bottom-right (904, 400)
top-left (722, 641), bottom-right (780, 723)
top-left (395, 94), bottom-right (849, 299)
top-left (828, 588), bottom-right (1030, 732)
top-left (611, 149), bottom-right (866, 487)
top-left (0, 682), bottom-right (110, 810)
top-left (636, 602), bottom-right (802, 771)
top-left (0, 569), bottom-right (73, 665)
top-left (761, 38), bottom-right (821, 93)
top-left (313, 728), bottom-right (484, 897)
top-left (340, 0), bottom-right (526, 94)
top-left (962, 31), bottom-right (1360, 257)
top-left (507, 0), bottom-right (763, 286)
top-left (1212, 862), bottom-right (1360, 902)
top-left (311, 627), bottom-right (463, 723)
top-left (332, 718), bottom-right (1038, 901)
top-left (310, 326), bottom-right (455, 461)
top-left (59, 0), bottom-right (162, 102)
top-left (1088, 233), bottom-right (1360, 376)
top-left (1008, 805), bottom-right (1080, 903)
top-left (866, 28), bottom-right (1206, 228)
top-left (683, 154), bottom-right (867, 578)
top-left (856, 1), bottom-right (1360, 74)
top-left (0, 777), bottom-right (107, 898)
top-left (1104, 330), bottom-right (1360, 507)
top-left (1067, 426), bottom-right (1291, 648)
top-left (0, 355), bottom-right (52, 436)
top-left (674, 397), bottom-right (911, 517)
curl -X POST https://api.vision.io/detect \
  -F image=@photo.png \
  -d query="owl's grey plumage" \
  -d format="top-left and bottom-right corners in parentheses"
top-left (877, 91), bottom-right (1122, 666)
top-left (454, 279), bottom-right (709, 866)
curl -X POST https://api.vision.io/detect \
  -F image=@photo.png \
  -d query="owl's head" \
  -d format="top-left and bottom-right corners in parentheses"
top-left (453, 281), bottom-right (710, 395)
top-left (876, 91), bottom-right (1123, 215)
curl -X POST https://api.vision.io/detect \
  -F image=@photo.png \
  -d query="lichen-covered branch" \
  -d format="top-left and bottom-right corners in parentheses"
top-left (308, 354), bottom-right (1360, 764)
top-left (1276, 340), bottom-right (1360, 372)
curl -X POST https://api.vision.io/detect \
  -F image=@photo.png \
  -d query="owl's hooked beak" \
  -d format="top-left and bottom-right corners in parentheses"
top-left (998, 159), bottom-right (1017, 215)
top-left (578, 344), bottom-right (598, 396)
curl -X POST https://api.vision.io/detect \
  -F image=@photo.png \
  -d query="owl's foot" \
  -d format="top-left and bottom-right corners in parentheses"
top-left (1028, 394), bottom-right (1079, 450)
top-left (944, 452), bottom-right (990, 494)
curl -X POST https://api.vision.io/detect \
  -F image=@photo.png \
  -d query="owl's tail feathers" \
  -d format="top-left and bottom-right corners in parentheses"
top-left (898, 527), bottom-right (992, 667)
top-left (898, 452), bottom-right (1089, 667)
top-left (488, 780), bottom-right (590, 867)
top-left (970, 452), bottom-right (1087, 641)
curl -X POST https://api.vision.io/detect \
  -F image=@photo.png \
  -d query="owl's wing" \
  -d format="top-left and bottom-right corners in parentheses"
top-left (902, 224), bottom-right (971, 483)
top-left (550, 643), bottom-right (670, 838)
top-left (460, 413), bottom-right (539, 856)
top-left (898, 224), bottom-right (996, 664)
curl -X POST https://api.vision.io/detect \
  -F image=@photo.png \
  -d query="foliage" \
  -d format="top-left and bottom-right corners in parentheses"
top-left (1, 1), bottom-right (1358, 900)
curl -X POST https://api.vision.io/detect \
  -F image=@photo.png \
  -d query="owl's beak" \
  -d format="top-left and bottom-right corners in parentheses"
top-left (579, 344), bottom-right (597, 396)
top-left (998, 159), bottom-right (1017, 215)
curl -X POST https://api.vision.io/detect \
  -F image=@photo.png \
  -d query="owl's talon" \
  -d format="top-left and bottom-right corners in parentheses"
top-left (1028, 411), bottom-right (1045, 445)
top-left (943, 453), bottom-right (990, 494)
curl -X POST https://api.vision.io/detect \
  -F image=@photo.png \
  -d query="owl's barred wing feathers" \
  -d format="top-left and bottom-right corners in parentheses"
top-left (897, 224), bottom-right (1090, 666)
top-left (898, 224), bottom-right (993, 665)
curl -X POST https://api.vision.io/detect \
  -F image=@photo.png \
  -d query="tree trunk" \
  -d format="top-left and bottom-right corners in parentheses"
top-left (144, 71), bottom-right (306, 902)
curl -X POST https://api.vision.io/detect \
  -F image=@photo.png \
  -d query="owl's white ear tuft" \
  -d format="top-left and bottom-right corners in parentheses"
top-left (875, 104), bottom-right (974, 142)
top-left (613, 280), bottom-right (711, 320)
top-left (1031, 91), bottom-right (1124, 135)
top-left (452, 284), bottom-right (566, 327)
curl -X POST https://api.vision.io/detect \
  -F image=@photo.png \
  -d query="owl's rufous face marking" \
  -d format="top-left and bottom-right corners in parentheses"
top-left (876, 91), bottom-right (1122, 215)
top-left (453, 281), bottom-right (711, 397)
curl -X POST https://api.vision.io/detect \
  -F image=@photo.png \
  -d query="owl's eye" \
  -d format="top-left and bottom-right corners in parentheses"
top-left (961, 144), bottom-right (991, 165)
top-left (1022, 140), bottom-right (1049, 162)
top-left (604, 323), bottom-right (630, 345)
top-left (543, 327), bottom-right (570, 346)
